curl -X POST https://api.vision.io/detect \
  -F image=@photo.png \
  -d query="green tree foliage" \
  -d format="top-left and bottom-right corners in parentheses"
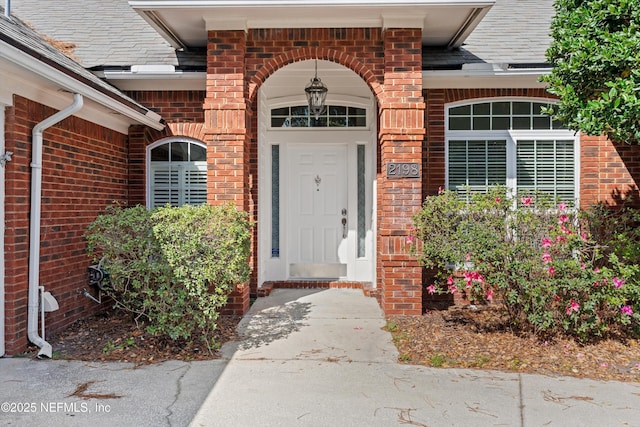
top-left (542, 0), bottom-right (640, 144)
top-left (85, 203), bottom-right (251, 351)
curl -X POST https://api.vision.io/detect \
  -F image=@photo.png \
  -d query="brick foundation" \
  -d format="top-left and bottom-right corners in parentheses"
top-left (259, 281), bottom-right (381, 305)
top-left (220, 282), bottom-right (251, 316)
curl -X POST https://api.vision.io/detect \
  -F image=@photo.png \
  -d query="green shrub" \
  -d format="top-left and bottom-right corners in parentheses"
top-left (85, 203), bottom-right (251, 350)
top-left (409, 187), bottom-right (640, 341)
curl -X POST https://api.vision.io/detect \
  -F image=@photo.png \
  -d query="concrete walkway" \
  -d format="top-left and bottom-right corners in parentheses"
top-left (1, 288), bottom-right (639, 426)
top-left (191, 288), bottom-right (640, 427)
top-left (0, 356), bottom-right (226, 426)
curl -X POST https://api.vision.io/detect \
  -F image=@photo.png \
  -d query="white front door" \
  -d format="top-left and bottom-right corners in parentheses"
top-left (288, 144), bottom-right (348, 278)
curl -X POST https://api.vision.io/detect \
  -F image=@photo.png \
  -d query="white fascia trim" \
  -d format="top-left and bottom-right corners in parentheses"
top-left (0, 41), bottom-right (164, 131)
top-left (130, 1), bottom-right (494, 7)
top-left (423, 67), bottom-right (552, 89)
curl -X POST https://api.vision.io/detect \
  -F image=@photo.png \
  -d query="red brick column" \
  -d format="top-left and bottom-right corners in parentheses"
top-left (203, 30), bottom-right (252, 314)
top-left (377, 29), bottom-right (425, 315)
top-left (204, 30), bottom-right (250, 211)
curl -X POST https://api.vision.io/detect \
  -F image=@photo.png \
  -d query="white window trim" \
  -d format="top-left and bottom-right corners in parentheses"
top-left (145, 137), bottom-right (208, 208)
top-left (445, 98), bottom-right (580, 207)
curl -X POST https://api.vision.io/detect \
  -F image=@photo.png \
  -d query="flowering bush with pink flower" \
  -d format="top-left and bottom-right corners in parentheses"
top-left (410, 186), bottom-right (640, 341)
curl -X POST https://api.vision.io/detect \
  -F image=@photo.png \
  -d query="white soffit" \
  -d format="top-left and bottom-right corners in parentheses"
top-left (129, 1), bottom-right (494, 49)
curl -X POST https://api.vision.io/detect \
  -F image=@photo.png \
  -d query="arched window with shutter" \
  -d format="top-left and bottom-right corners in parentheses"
top-left (147, 137), bottom-right (207, 208)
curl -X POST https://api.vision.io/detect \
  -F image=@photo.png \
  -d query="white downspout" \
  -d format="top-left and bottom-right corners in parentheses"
top-left (28, 93), bottom-right (83, 358)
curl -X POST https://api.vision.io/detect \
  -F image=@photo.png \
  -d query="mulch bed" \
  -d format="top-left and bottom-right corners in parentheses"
top-left (25, 308), bottom-right (242, 365)
top-left (388, 305), bottom-right (640, 382)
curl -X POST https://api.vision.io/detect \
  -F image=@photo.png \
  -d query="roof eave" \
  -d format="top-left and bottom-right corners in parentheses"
top-left (423, 65), bottom-right (552, 89)
top-left (0, 37), bottom-right (164, 130)
top-left (130, 0), bottom-right (495, 49)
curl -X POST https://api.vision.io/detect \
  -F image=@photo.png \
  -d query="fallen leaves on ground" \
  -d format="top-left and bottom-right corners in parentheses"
top-left (388, 305), bottom-right (640, 382)
top-left (25, 308), bottom-right (242, 365)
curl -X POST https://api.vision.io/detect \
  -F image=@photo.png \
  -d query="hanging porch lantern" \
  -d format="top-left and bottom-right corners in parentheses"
top-left (305, 60), bottom-right (328, 120)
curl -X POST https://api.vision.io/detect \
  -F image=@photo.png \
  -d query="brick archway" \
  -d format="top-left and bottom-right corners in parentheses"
top-left (205, 27), bottom-right (425, 315)
top-left (248, 48), bottom-right (382, 104)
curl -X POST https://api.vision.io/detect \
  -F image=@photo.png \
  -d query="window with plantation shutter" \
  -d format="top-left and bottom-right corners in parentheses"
top-left (446, 99), bottom-right (579, 205)
top-left (516, 139), bottom-right (575, 202)
top-left (147, 139), bottom-right (207, 208)
top-left (448, 139), bottom-right (507, 203)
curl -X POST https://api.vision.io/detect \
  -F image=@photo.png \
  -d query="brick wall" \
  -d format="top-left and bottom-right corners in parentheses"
top-left (3, 96), bottom-right (128, 354)
top-left (125, 91), bottom-right (206, 123)
top-left (581, 135), bottom-right (640, 207)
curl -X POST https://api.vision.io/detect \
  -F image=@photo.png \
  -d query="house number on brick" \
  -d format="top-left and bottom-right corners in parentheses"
top-left (386, 162), bottom-right (420, 179)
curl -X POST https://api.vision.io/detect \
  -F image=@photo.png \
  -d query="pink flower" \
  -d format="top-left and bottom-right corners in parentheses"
top-left (464, 272), bottom-right (473, 287)
top-left (613, 277), bottom-right (625, 289)
top-left (560, 225), bottom-right (573, 235)
top-left (448, 284), bottom-right (458, 294)
top-left (465, 252), bottom-right (472, 262)
top-left (521, 196), bottom-right (532, 206)
top-left (542, 251), bottom-right (552, 264)
top-left (594, 267), bottom-right (600, 274)
top-left (556, 235), bottom-right (567, 243)
top-left (427, 284), bottom-right (436, 295)
top-left (621, 305), bottom-right (634, 316)
top-left (406, 235), bottom-right (415, 244)
top-left (566, 299), bottom-right (580, 315)
top-left (438, 186), bottom-right (444, 195)
top-left (447, 275), bottom-right (454, 285)
top-left (558, 214), bottom-right (569, 224)
top-left (581, 232), bottom-right (588, 242)
top-left (541, 237), bottom-right (553, 248)
top-left (495, 197), bottom-right (501, 204)
top-left (486, 288), bottom-right (494, 301)
top-left (547, 266), bottom-right (555, 276)
top-left (558, 203), bottom-right (568, 211)
top-left (463, 271), bottom-right (485, 286)
top-left (581, 263), bottom-right (586, 270)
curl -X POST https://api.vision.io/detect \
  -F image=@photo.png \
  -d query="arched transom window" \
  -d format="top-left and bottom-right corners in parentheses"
top-left (148, 138), bottom-right (207, 207)
top-left (271, 104), bottom-right (367, 128)
top-left (446, 99), bottom-right (579, 205)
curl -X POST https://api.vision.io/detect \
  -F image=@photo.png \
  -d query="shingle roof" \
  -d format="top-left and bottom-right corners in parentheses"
top-left (10, 0), bottom-right (178, 68)
top-left (10, 0), bottom-right (554, 71)
top-left (0, 6), bottom-right (156, 115)
top-left (424, 0), bottom-right (555, 69)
